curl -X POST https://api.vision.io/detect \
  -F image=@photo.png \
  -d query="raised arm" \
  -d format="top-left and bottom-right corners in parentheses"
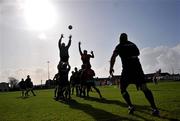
top-left (58, 34), bottom-right (64, 49)
top-left (109, 50), bottom-right (118, 76)
top-left (67, 35), bottom-right (72, 48)
top-left (90, 51), bottom-right (94, 58)
top-left (53, 74), bottom-right (57, 80)
top-left (78, 42), bottom-right (83, 55)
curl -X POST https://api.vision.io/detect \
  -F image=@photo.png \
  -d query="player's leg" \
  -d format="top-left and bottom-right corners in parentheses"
top-left (25, 88), bottom-right (29, 96)
top-left (21, 89), bottom-right (24, 97)
top-left (31, 88), bottom-right (36, 96)
top-left (68, 84), bottom-right (71, 99)
top-left (75, 84), bottom-right (80, 96)
top-left (65, 82), bottom-right (71, 100)
top-left (91, 81), bottom-right (102, 98)
top-left (140, 84), bottom-right (159, 116)
top-left (54, 85), bottom-right (58, 98)
top-left (80, 81), bottom-right (86, 97)
top-left (86, 85), bottom-right (91, 97)
top-left (82, 85), bottom-right (86, 97)
top-left (120, 81), bottom-right (134, 114)
top-left (56, 84), bottom-right (61, 100)
top-left (71, 85), bottom-right (74, 95)
top-left (93, 86), bottom-right (102, 98)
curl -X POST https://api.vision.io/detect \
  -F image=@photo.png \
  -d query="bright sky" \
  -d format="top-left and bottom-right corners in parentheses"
top-left (0, 0), bottom-right (180, 84)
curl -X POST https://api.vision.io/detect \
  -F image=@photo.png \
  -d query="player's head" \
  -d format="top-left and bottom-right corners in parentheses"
top-left (61, 43), bottom-right (65, 47)
top-left (83, 50), bottom-right (87, 55)
top-left (74, 67), bottom-right (78, 72)
top-left (27, 75), bottom-right (30, 78)
top-left (120, 33), bottom-right (128, 43)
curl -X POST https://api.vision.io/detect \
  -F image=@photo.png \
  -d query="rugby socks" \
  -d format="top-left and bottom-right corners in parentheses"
top-left (143, 89), bottom-right (157, 109)
top-left (121, 90), bottom-right (133, 107)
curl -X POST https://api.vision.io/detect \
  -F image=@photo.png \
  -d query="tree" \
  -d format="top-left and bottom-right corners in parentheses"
top-left (8, 77), bottom-right (19, 88)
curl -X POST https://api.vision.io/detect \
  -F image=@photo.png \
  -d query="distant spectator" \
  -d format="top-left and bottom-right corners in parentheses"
top-left (18, 78), bottom-right (26, 97)
top-left (25, 75), bottom-right (36, 96)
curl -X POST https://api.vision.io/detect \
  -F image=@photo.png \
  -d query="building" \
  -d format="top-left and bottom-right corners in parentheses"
top-left (96, 72), bottom-right (179, 86)
top-left (96, 75), bottom-right (121, 86)
top-left (161, 73), bottom-right (180, 81)
top-left (45, 79), bottom-right (55, 88)
top-left (0, 82), bottom-right (9, 92)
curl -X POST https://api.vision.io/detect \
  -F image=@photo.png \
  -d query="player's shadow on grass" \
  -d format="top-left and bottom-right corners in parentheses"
top-left (83, 97), bottom-right (155, 121)
top-left (16, 96), bottom-right (29, 99)
top-left (84, 96), bottom-right (151, 111)
top-left (83, 96), bottom-right (177, 121)
top-left (67, 99), bottom-right (139, 121)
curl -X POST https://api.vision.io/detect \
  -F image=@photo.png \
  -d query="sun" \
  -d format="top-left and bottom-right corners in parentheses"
top-left (24, 0), bottom-right (57, 31)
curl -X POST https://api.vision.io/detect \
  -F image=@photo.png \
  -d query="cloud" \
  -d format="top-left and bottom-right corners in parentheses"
top-left (140, 44), bottom-right (180, 74)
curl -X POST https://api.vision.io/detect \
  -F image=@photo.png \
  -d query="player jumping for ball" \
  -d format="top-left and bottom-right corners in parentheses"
top-left (78, 41), bottom-right (94, 69)
top-left (58, 34), bottom-right (72, 71)
top-left (109, 33), bottom-right (159, 116)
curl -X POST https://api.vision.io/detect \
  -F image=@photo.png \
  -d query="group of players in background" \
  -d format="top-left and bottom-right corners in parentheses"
top-left (54, 32), bottom-right (159, 116)
top-left (18, 75), bottom-right (36, 97)
top-left (18, 32), bottom-right (159, 116)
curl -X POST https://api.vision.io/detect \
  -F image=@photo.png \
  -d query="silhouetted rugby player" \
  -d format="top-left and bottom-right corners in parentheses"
top-left (78, 41), bottom-right (94, 69)
top-left (18, 78), bottom-right (26, 97)
top-left (53, 72), bottom-right (60, 98)
top-left (58, 34), bottom-right (72, 63)
top-left (109, 33), bottom-right (159, 115)
top-left (25, 75), bottom-right (36, 96)
top-left (70, 67), bottom-right (80, 95)
top-left (56, 62), bottom-right (71, 100)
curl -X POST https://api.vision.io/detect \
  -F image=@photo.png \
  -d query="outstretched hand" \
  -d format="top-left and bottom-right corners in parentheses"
top-left (69, 35), bottom-right (72, 40)
top-left (91, 51), bottom-right (93, 54)
top-left (60, 34), bottom-right (64, 39)
top-left (79, 41), bottom-right (81, 45)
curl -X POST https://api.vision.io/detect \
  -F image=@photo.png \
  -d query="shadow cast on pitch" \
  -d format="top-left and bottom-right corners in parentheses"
top-left (84, 96), bottom-right (151, 111)
top-left (62, 99), bottom-right (139, 121)
top-left (133, 114), bottom-right (155, 121)
top-left (16, 96), bottom-right (29, 99)
top-left (83, 97), bottom-right (154, 120)
top-left (83, 96), bottom-right (177, 121)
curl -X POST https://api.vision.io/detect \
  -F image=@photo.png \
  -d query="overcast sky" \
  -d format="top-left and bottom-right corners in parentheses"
top-left (0, 0), bottom-right (180, 84)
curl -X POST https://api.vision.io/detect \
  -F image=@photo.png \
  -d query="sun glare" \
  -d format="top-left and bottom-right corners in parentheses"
top-left (38, 33), bottom-right (47, 40)
top-left (24, 0), bottom-right (57, 31)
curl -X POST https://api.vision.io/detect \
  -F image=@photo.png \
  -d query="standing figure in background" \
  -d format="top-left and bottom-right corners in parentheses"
top-left (18, 78), bottom-right (26, 97)
top-left (53, 72), bottom-right (60, 98)
top-left (25, 75), bottom-right (36, 96)
top-left (153, 69), bottom-right (161, 85)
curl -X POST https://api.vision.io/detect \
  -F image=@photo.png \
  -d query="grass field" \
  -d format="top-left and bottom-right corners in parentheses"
top-left (0, 81), bottom-right (180, 121)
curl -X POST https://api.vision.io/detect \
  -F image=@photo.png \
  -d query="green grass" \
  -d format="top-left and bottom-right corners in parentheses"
top-left (0, 81), bottom-right (180, 121)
